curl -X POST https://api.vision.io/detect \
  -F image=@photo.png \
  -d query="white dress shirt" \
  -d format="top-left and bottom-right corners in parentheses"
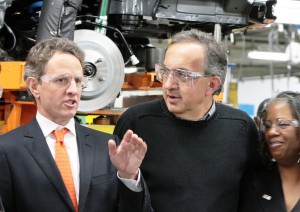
top-left (36, 112), bottom-right (80, 201)
top-left (36, 112), bottom-right (142, 202)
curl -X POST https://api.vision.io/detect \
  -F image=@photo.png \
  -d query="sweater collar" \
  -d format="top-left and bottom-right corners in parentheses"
top-left (160, 99), bottom-right (217, 124)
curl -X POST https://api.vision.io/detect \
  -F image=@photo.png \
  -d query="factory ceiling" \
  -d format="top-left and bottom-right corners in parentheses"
top-left (227, 24), bottom-right (300, 80)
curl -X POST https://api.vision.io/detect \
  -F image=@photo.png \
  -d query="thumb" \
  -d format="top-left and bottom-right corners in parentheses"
top-left (108, 139), bottom-right (117, 156)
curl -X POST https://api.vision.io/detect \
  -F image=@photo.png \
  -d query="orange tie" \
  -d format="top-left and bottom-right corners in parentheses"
top-left (53, 129), bottom-right (78, 212)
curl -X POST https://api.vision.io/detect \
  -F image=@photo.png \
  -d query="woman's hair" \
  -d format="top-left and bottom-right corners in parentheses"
top-left (260, 91), bottom-right (300, 166)
top-left (255, 98), bottom-right (270, 131)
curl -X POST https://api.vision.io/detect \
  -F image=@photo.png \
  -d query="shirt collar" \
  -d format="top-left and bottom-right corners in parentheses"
top-left (175, 100), bottom-right (216, 121)
top-left (36, 111), bottom-right (76, 137)
top-left (200, 100), bottom-right (216, 121)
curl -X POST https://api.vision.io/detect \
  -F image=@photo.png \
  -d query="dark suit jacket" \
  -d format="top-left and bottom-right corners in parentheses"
top-left (0, 118), bottom-right (152, 212)
top-left (238, 163), bottom-right (300, 212)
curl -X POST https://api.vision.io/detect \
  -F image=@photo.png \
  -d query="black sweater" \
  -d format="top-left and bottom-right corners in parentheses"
top-left (114, 99), bottom-right (259, 212)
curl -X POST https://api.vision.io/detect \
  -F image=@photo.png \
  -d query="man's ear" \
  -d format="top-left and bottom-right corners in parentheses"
top-left (206, 76), bottom-right (221, 96)
top-left (27, 77), bottom-right (40, 98)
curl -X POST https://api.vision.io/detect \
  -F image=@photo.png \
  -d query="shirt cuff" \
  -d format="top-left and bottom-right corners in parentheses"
top-left (117, 169), bottom-right (143, 192)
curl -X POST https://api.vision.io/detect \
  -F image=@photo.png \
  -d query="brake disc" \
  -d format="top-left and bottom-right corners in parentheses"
top-left (74, 29), bottom-right (125, 112)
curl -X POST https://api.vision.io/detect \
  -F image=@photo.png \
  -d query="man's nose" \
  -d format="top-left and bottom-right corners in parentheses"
top-left (163, 73), bottom-right (178, 89)
top-left (66, 78), bottom-right (80, 93)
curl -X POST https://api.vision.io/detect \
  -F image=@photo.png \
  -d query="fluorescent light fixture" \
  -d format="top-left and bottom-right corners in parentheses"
top-left (248, 42), bottom-right (300, 63)
top-left (248, 51), bottom-right (289, 61)
top-left (274, 0), bottom-right (300, 25)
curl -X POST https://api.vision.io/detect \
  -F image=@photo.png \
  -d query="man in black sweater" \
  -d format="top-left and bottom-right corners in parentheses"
top-left (114, 29), bottom-right (259, 211)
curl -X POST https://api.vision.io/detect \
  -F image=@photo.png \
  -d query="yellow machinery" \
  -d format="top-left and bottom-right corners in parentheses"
top-left (0, 61), bottom-right (122, 134)
top-left (0, 61), bottom-right (36, 133)
top-left (0, 61), bottom-right (156, 134)
top-left (0, 60), bottom-right (226, 134)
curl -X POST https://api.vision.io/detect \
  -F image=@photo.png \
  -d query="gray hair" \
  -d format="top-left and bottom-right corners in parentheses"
top-left (24, 37), bottom-right (85, 101)
top-left (168, 29), bottom-right (228, 95)
top-left (267, 91), bottom-right (300, 135)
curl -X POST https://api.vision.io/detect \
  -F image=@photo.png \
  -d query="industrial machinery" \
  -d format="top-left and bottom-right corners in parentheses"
top-left (0, 0), bottom-right (276, 132)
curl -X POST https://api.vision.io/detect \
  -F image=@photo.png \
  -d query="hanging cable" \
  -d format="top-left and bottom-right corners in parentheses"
top-left (76, 17), bottom-right (139, 65)
top-left (0, 23), bottom-right (16, 51)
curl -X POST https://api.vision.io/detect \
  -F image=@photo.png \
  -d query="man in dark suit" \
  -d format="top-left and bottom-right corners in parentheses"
top-left (0, 37), bottom-right (152, 212)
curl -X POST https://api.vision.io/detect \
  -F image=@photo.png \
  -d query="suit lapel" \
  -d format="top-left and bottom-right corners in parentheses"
top-left (252, 165), bottom-right (286, 212)
top-left (76, 124), bottom-right (95, 212)
top-left (23, 119), bottom-right (75, 211)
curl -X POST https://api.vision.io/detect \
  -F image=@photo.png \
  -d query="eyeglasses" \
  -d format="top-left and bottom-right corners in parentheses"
top-left (39, 73), bottom-right (88, 89)
top-left (263, 119), bottom-right (299, 131)
top-left (155, 64), bottom-right (211, 86)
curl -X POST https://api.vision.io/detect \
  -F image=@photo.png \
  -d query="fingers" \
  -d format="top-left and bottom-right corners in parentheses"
top-left (126, 130), bottom-right (145, 145)
top-left (109, 130), bottom-right (147, 179)
top-left (129, 133), bottom-right (147, 158)
top-left (122, 129), bottom-right (133, 142)
top-left (121, 130), bottom-right (147, 157)
top-left (122, 130), bottom-right (141, 146)
top-left (125, 129), bottom-right (143, 144)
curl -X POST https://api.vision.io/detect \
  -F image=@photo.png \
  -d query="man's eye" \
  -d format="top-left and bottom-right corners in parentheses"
top-left (55, 77), bottom-right (69, 84)
top-left (176, 71), bottom-right (188, 79)
top-left (74, 77), bottom-right (82, 84)
top-left (163, 69), bottom-right (171, 76)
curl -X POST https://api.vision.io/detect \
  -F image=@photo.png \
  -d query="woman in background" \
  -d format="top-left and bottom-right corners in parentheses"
top-left (238, 91), bottom-right (300, 212)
